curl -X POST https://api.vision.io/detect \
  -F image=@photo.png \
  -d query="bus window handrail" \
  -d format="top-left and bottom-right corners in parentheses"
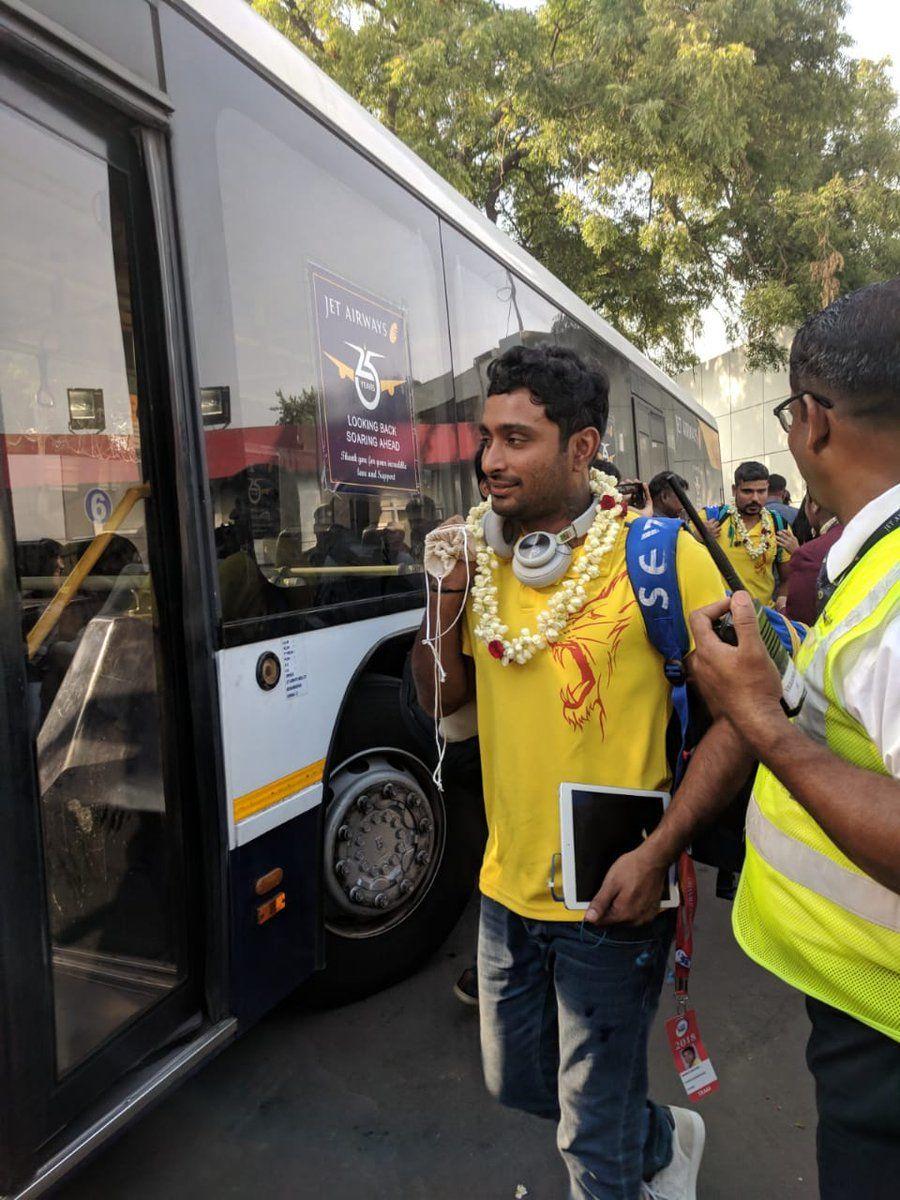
top-left (22, 573), bottom-right (152, 593)
top-left (26, 484), bottom-right (150, 660)
top-left (266, 564), bottom-right (423, 579)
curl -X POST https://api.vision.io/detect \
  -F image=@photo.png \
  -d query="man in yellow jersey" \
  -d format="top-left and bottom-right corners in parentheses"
top-left (703, 461), bottom-right (791, 605)
top-left (413, 344), bottom-right (738, 1200)
top-left (594, 281), bottom-right (900, 1199)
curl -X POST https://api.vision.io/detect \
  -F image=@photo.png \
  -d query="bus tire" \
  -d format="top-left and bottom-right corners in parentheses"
top-left (302, 673), bottom-right (484, 1007)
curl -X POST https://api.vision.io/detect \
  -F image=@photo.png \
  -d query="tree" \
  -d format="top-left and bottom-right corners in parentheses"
top-left (251, 0), bottom-right (899, 370)
top-left (272, 386), bottom-right (319, 426)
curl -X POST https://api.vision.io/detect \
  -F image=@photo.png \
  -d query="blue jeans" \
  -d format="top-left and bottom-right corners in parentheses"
top-left (478, 895), bottom-right (674, 1200)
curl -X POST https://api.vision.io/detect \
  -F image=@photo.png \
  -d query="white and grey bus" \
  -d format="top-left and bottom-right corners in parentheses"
top-left (0, 1), bottom-right (724, 1192)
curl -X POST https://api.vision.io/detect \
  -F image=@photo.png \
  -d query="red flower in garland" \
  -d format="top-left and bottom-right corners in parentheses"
top-left (488, 639), bottom-right (504, 659)
top-left (599, 494), bottom-right (617, 510)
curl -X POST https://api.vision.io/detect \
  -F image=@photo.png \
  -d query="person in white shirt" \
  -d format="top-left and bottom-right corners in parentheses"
top-left (586, 277), bottom-right (900, 1200)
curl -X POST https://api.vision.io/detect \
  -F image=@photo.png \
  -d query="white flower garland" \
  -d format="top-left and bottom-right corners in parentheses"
top-left (466, 468), bottom-right (626, 666)
top-left (724, 504), bottom-right (775, 564)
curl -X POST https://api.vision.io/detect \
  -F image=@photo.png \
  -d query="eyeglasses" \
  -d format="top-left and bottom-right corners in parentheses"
top-left (772, 390), bottom-right (834, 433)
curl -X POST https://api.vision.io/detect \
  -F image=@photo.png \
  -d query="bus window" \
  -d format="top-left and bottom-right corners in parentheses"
top-left (440, 226), bottom-right (563, 507)
top-left (633, 395), bottom-right (669, 480)
top-left (550, 324), bottom-right (638, 478)
top-left (440, 226), bottom-right (643, 502)
top-left (163, 14), bottom-right (460, 628)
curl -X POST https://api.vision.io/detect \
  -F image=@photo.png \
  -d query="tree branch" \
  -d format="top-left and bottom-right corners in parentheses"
top-left (282, 0), bottom-right (327, 55)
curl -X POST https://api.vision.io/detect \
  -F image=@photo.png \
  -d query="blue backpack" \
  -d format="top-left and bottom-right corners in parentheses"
top-left (624, 517), bottom-right (805, 889)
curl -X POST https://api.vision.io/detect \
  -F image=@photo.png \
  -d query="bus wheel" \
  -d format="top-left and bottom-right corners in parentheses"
top-left (303, 673), bottom-right (483, 1006)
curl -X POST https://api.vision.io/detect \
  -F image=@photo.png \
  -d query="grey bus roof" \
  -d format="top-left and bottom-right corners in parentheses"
top-left (178, 0), bottom-right (716, 429)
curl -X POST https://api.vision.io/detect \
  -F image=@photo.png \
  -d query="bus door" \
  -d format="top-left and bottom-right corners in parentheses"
top-left (633, 394), bottom-right (669, 481)
top-left (0, 63), bottom-right (206, 1186)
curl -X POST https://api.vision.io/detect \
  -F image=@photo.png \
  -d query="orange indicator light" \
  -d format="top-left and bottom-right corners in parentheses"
top-left (256, 891), bottom-right (286, 925)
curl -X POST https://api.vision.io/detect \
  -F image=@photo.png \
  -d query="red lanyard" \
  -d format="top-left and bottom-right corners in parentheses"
top-left (674, 851), bottom-right (697, 1012)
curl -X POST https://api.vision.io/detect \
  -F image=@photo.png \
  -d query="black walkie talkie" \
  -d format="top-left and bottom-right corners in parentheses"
top-left (665, 475), bottom-right (805, 717)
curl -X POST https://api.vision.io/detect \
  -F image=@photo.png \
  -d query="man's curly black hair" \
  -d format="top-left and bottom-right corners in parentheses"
top-left (486, 343), bottom-right (609, 443)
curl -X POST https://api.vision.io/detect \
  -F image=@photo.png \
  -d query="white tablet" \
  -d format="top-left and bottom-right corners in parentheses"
top-left (558, 783), bottom-right (680, 912)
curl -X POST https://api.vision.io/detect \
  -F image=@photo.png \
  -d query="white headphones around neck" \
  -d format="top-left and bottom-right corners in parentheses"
top-left (482, 498), bottom-right (599, 588)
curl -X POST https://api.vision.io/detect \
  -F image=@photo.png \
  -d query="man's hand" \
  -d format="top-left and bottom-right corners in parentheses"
top-left (704, 517), bottom-right (722, 539)
top-left (621, 478), bottom-right (653, 517)
top-left (423, 514), bottom-right (475, 592)
top-left (776, 528), bottom-right (799, 556)
top-left (688, 591), bottom-right (786, 748)
top-left (584, 845), bottom-right (668, 926)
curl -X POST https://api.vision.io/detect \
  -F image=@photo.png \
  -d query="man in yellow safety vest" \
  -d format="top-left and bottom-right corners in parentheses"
top-left (587, 278), bottom-right (900, 1198)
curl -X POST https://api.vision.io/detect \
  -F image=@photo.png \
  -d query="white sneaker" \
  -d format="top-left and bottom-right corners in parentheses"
top-left (642, 1106), bottom-right (706, 1200)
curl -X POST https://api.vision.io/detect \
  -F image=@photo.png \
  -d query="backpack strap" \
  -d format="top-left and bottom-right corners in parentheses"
top-left (769, 508), bottom-right (788, 569)
top-left (759, 605), bottom-right (807, 654)
top-left (625, 517), bottom-right (691, 787)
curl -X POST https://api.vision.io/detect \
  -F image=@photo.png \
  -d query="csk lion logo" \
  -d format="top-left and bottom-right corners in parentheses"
top-left (550, 569), bottom-right (635, 733)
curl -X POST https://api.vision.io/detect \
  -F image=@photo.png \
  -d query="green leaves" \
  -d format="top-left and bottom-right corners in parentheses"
top-left (251, 0), bottom-right (899, 373)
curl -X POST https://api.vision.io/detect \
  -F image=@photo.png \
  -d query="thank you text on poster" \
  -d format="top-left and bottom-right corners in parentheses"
top-left (311, 266), bottom-right (418, 494)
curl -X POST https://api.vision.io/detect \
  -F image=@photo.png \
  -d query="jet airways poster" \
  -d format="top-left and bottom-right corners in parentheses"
top-left (310, 265), bottom-right (419, 494)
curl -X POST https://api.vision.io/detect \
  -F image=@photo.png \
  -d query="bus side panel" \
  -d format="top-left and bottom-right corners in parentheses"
top-left (229, 809), bottom-right (319, 1025)
top-left (216, 611), bottom-right (420, 1019)
top-left (215, 611), bottom-right (420, 848)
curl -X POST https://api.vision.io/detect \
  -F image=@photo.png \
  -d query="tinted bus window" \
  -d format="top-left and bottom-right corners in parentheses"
top-left (161, 10), bottom-right (458, 627)
top-left (551, 324), bottom-right (637, 478)
top-left (441, 225), bottom-right (641, 497)
top-left (441, 225), bottom-right (564, 508)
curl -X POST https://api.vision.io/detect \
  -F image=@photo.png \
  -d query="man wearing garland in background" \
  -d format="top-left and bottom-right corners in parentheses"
top-left (412, 344), bottom-right (747, 1200)
top-left (703, 461), bottom-right (792, 605)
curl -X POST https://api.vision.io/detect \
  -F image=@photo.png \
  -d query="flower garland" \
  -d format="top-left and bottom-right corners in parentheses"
top-left (723, 504), bottom-right (775, 565)
top-left (466, 468), bottom-right (626, 666)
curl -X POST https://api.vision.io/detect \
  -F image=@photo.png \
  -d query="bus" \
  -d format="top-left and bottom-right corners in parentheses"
top-left (0, 1), bottom-right (723, 1193)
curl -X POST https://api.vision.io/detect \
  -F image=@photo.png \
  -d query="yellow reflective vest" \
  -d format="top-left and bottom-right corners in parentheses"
top-left (733, 527), bottom-right (900, 1042)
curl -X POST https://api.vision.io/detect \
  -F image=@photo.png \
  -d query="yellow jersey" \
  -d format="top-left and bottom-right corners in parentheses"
top-left (462, 516), bottom-right (724, 921)
top-left (713, 508), bottom-right (789, 605)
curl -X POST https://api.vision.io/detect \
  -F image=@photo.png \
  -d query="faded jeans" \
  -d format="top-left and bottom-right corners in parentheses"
top-left (478, 895), bottom-right (674, 1200)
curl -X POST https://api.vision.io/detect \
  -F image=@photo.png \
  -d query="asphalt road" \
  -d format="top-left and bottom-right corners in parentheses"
top-left (58, 864), bottom-right (818, 1199)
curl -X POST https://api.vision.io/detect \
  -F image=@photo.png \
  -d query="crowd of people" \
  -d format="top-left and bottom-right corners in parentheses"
top-left (411, 278), bottom-right (900, 1200)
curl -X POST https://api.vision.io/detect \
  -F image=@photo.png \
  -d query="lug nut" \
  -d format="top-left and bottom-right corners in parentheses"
top-left (356, 795), bottom-right (370, 812)
top-left (418, 819), bottom-right (431, 834)
top-left (373, 893), bottom-right (389, 909)
top-left (349, 886), bottom-right (367, 905)
top-left (399, 880), bottom-right (413, 895)
top-left (335, 859), bottom-right (350, 878)
top-left (382, 782), bottom-right (396, 799)
top-left (415, 850), bottom-right (430, 867)
top-left (338, 825), bottom-right (351, 841)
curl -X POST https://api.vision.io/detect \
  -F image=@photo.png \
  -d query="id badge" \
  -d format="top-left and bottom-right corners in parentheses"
top-left (665, 1008), bottom-right (719, 1102)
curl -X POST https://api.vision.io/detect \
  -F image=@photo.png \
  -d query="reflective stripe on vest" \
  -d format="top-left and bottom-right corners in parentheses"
top-left (794, 561), bottom-right (900, 749)
top-left (746, 796), bottom-right (900, 933)
top-left (733, 527), bottom-right (900, 1041)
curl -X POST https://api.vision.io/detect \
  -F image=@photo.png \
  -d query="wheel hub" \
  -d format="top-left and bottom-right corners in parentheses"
top-left (324, 754), bottom-right (438, 917)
